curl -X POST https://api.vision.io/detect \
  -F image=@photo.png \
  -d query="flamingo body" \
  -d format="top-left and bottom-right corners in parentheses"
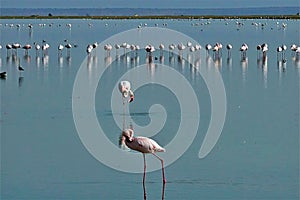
top-left (121, 129), bottom-right (166, 184)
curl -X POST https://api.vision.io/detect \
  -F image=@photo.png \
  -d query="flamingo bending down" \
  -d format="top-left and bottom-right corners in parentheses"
top-left (22, 44), bottom-right (32, 55)
top-left (6, 44), bottom-right (12, 56)
top-left (121, 129), bottom-right (166, 184)
top-left (118, 81), bottom-right (134, 103)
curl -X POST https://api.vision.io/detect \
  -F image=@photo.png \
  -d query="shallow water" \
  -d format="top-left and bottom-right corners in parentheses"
top-left (1, 18), bottom-right (299, 199)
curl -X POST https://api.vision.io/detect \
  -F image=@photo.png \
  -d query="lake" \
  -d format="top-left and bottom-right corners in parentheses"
top-left (0, 18), bottom-right (299, 199)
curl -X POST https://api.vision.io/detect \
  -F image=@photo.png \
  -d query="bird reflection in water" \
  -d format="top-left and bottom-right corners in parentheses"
top-left (42, 55), bottom-right (49, 68)
top-left (58, 55), bottom-right (63, 68)
top-left (23, 55), bottom-right (31, 64)
top-left (262, 56), bottom-right (268, 88)
top-left (240, 56), bottom-right (248, 83)
top-left (66, 55), bottom-right (72, 67)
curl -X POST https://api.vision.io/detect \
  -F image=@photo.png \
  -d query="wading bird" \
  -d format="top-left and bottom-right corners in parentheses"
top-left (118, 80), bottom-right (134, 103)
top-left (120, 128), bottom-right (166, 185)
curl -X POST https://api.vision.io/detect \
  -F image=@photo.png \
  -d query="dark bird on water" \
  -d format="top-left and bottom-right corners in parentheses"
top-left (0, 71), bottom-right (7, 79)
top-left (18, 65), bottom-right (24, 71)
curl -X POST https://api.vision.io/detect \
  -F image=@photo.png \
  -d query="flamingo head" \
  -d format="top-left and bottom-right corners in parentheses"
top-left (122, 129), bottom-right (134, 142)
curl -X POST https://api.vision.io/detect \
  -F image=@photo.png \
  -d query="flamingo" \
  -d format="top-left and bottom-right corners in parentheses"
top-left (118, 81), bottom-right (134, 103)
top-left (115, 44), bottom-right (120, 54)
top-left (186, 41), bottom-right (192, 47)
top-left (291, 44), bottom-right (297, 56)
top-left (256, 45), bottom-right (262, 58)
top-left (104, 44), bottom-right (112, 56)
top-left (34, 42), bottom-right (40, 56)
top-left (240, 43), bottom-right (248, 59)
top-left (281, 44), bottom-right (287, 60)
top-left (276, 46), bottom-right (283, 60)
top-left (65, 43), bottom-right (72, 56)
top-left (86, 44), bottom-right (93, 55)
top-left (121, 42), bottom-right (128, 54)
top-left (159, 44), bottom-right (164, 55)
top-left (58, 44), bottom-right (64, 56)
top-left (6, 44), bottom-right (12, 56)
top-left (12, 43), bottom-right (21, 56)
top-left (177, 43), bottom-right (186, 56)
top-left (145, 44), bottom-right (155, 55)
top-left (121, 128), bottom-right (166, 186)
top-left (226, 44), bottom-right (232, 58)
top-left (22, 44), bottom-right (32, 55)
top-left (261, 43), bottom-right (268, 58)
top-left (135, 45), bottom-right (140, 55)
top-left (168, 44), bottom-right (175, 56)
top-left (194, 44), bottom-right (201, 51)
top-left (92, 42), bottom-right (98, 49)
top-left (205, 44), bottom-right (212, 55)
top-left (42, 43), bottom-right (50, 56)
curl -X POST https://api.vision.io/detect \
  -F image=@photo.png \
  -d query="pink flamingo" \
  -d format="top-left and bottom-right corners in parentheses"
top-left (121, 128), bottom-right (166, 199)
top-left (22, 44), bottom-right (31, 55)
top-left (118, 81), bottom-right (134, 103)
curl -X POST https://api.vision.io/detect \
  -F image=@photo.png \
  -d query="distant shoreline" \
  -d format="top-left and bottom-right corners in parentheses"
top-left (0, 15), bottom-right (299, 20)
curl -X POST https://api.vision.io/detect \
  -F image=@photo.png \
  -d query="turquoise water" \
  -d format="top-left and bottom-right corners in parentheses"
top-left (1, 18), bottom-right (299, 199)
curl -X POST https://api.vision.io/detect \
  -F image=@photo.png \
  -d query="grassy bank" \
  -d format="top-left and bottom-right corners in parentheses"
top-left (0, 15), bottom-right (299, 20)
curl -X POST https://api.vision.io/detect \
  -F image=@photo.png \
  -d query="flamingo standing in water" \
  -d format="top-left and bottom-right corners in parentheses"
top-left (34, 42), bottom-right (40, 56)
top-left (118, 81), bottom-right (134, 103)
top-left (12, 43), bottom-right (21, 56)
top-left (6, 44), bottom-right (12, 56)
top-left (256, 45), bottom-right (262, 58)
top-left (159, 44), bottom-right (164, 55)
top-left (168, 44), bottom-right (175, 56)
top-left (22, 44), bottom-right (31, 55)
top-left (104, 44), bottom-right (112, 56)
top-left (65, 43), bottom-right (72, 56)
top-left (205, 44), bottom-right (212, 56)
top-left (240, 43), bottom-right (248, 59)
top-left (58, 44), bottom-right (64, 56)
top-left (115, 44), bottom-right (120, 54)
top-left (261, 43), bottom-right (268, 58)
top-left (42, 43), bottom-right (50, 56)
top-left (226, 44), bottom-right (232, 58)
top-left (121, 128), bottom-right (166, 196)
top-left (86, 44), bottom-right (93, 55)
top-left (276, 46), bottom-right (283, 61)
top-left (281, 44), bottom-right (287, 60)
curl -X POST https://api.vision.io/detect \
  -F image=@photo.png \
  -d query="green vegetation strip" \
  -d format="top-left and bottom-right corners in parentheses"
top-left (0, 15), bottom-right (299, 20)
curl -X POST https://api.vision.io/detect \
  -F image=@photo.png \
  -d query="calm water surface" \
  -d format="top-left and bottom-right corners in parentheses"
top-left (1, 18), bottom-right (299, 199)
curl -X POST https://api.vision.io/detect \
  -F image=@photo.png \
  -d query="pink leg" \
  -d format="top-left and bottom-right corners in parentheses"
top-left (143, 154), bottom-right (147, 200)
top-left (152, 153), bottom-right (166, 184)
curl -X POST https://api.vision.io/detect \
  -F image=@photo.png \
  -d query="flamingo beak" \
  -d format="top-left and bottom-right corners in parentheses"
top-left (129, 93), bottom-right (134, 103)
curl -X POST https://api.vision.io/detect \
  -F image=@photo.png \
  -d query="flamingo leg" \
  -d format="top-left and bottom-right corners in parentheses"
top-left (143, 154), bottom-right (147, 200)
top-left (122, 97), bottom-right (126, 130)
top-left (152, 153), bottom-right (166, 184)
